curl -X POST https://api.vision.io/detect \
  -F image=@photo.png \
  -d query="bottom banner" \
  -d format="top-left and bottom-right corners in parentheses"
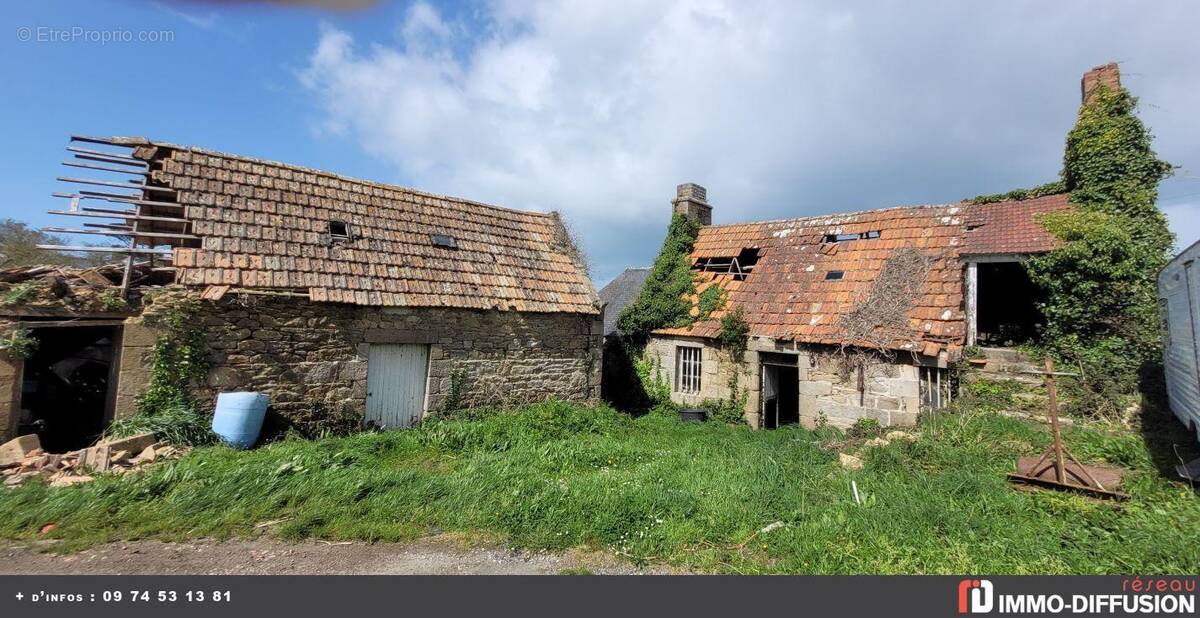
top-left (0, 575), bottom-right (1196, 617)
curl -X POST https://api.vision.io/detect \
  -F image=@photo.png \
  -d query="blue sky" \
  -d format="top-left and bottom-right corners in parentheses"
top-left (3, 1), bottom-right (1199, 285)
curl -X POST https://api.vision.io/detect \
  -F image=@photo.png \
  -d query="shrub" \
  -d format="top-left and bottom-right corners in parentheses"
top-left (846, 418), bottom-right (882, 439)
top-left (633, 354), bottom-right (671, 407)
top-left (702, 396), bottom-right (746, 425)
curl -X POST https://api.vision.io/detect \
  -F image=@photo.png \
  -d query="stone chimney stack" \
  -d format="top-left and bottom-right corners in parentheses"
top-left (1082, 63), bottom-right (1121, 104)
top-left (672, 183), bottom-right (711, 225)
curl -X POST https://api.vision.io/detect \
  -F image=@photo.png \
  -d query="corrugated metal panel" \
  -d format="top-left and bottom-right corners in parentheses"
top-left (366, 344), bottom-right (430, 429)
top-left (1159, 240), bottom-right (1200, 442)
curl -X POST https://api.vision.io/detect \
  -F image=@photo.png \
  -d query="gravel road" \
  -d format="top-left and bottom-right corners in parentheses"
top-left (0, 536), bottom-right (671, 575)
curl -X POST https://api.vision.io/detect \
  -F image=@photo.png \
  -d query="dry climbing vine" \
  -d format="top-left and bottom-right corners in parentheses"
top-left (839, 247), bottom-right (934, 355)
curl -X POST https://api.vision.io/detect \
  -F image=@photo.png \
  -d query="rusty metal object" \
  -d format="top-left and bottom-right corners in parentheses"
top-left (1007, 357), bottom-right (1130, 500)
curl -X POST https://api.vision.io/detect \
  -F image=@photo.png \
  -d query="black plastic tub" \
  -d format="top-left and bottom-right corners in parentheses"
top-left (679, 408), bottom-right (708, 422)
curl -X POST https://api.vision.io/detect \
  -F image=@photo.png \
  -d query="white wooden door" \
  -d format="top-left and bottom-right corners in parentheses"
top-left (366, 344), bottom-right (430, 429)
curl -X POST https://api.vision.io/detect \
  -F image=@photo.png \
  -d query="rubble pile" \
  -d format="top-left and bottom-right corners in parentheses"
top-left (0, 432), bottom-right (187, 488)
top-left (0, 262), bottom-right (171, 311)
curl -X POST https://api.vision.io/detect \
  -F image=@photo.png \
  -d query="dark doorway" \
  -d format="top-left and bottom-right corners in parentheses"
top-left (19, 325), bottom-right (118, 452)
top-left (977, 261), bottom-right (1044, 346)
top-left (761, 359), bottom-right (799, 429)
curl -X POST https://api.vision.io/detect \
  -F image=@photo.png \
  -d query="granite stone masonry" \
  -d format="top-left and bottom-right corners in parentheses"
top-left (115, 293), bottom-right (603, 430)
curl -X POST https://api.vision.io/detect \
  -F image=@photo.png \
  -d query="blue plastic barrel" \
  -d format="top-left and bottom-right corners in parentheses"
top-left (212, 392), bottom-right (269, 449)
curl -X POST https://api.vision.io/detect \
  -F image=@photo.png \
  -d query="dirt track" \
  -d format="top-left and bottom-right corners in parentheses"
top-left (0, 536), bottom-right (670, 575)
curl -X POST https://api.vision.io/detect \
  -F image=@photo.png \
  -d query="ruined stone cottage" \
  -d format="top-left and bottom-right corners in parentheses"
top-left (0, 137), bottom-right (601, 450)
top-left (640, 66), bottom-right (1120, 430)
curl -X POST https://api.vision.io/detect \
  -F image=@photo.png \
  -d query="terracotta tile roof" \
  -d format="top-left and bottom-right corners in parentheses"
top-left (655, 194), bottom-right (1071, 356)
top-left (137, 140), bottom-right (597, 314)
top-left (960, 194), bottom-right (1072, 255)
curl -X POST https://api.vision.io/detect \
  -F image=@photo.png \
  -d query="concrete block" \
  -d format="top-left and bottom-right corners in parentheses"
top-left (0, 434), bottom-right (41, 466)
top-left (99, 432), bottom-right (157, 454)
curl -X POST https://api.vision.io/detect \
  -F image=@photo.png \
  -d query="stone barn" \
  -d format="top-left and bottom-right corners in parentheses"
top-left (0, 136), bottom-right (601, 449)
top-left (638, 64), bottom-right (1127, 430)
top-left (642, 184), bottom-right (1067, 430)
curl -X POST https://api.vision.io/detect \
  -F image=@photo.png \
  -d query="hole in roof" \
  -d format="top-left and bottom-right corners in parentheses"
top-left (824, 271), bottom-right (844, 281)
top-left (431, 233), bottom-right (458, 249)
top-left (328, 220), bottom-right (350, 241)
top-left (823, 231), bottom-right (881, 243)
top-left (693, 247), bottom-right (760, 281)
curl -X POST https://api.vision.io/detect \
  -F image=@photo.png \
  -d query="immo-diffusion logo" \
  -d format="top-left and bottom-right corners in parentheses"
top-left (957, 578), bottom-right (1196, 614)
top-left (959, 579), bottom-right (994, 614)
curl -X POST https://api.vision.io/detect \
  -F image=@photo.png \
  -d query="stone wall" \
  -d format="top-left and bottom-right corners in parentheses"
top-left (116, 293), bottom-right (603, 431)
top-left (0, 352), bottom-right (19, 440)
top-left (799, 349), bottom-right (921, 429)
top-left (646, 334), bottom-right (923, 429)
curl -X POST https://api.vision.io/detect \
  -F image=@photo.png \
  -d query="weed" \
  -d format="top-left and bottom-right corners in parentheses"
top-left (847, 418), bottom-right (883, 439)
top-left (0, 327), bottom-right (38, 359)
top-left (3, 401), bottom-right (1197, 573)
top-left (633, 354), bottom-right (671, 407)
top-left (105, 401), bottom-right (216, 447)
top-left (0, 283), bottom-right (37, 306)
top-left (95, 290), bottom-right (127, 311)
top-left (442, 369), bottom-right (469, 413)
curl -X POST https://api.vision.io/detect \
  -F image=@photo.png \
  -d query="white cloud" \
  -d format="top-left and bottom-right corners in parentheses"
top-left (299, 0), bottom-right (1200, 280)
top-left (153, 1), bottom-right (219, 29)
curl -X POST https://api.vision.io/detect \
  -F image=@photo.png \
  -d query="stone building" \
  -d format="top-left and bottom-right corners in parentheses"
top-left (0, 137), bottom-right (600, 449)
top-left (640, 64), bottom-right (1119, 430)
top-left (644, 186), bottom-right (1067, 430)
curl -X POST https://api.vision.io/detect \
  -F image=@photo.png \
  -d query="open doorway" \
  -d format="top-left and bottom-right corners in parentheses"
top-left (19, 325), bottom-right (119, 452)
top-left (976, 261), bottom-right (1044, 346)
top-left (761, 354), bottom-right (799, 429)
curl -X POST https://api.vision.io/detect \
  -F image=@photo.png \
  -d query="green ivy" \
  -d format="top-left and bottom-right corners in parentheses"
top-left (696, 285), bottom-right (725, 318)
top-left (615, 213), bottom-right (701, 346)
top-left (1025, 84), bottom-right (1173, 407)
top-left (966, 180), bottom-right (1066, 205)
top-left (718, 305), bottom-right (749, 361)
top-left (113, 293), bottom-right (216, 445)
top-left (441, 368), bottom-right (469, 412)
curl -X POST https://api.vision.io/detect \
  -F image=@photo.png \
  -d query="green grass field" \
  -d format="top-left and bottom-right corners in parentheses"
top-left (1, 400), bottom-right (1197, 573)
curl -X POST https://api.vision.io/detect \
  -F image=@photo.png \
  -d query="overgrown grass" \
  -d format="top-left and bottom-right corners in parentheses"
top-left (1, 401), bottom-right (1197, 573)
top-left (103, 401), bottom-right (218, 447)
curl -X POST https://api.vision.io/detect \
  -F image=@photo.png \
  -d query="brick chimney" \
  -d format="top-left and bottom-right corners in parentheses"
top-left (672, 183), bottom-right (711, 225)
top-left (1082, 63), bottom-right (1120, 104)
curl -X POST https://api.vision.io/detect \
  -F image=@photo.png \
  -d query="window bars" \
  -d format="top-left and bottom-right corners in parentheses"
top-left (676, 346), bottom-right (702, 394)
top-left (919, 366), bottom-right (955, 411)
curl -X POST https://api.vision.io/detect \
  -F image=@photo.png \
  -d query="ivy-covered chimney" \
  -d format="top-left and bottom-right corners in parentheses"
top-left (1081, 63), bottom-right (1120, 104)
top-left (672, 183), bottom-right (711, 225)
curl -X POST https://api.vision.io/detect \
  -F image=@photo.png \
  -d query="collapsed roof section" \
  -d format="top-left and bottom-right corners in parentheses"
top-left (42, 136), bottom-right (599, 315)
